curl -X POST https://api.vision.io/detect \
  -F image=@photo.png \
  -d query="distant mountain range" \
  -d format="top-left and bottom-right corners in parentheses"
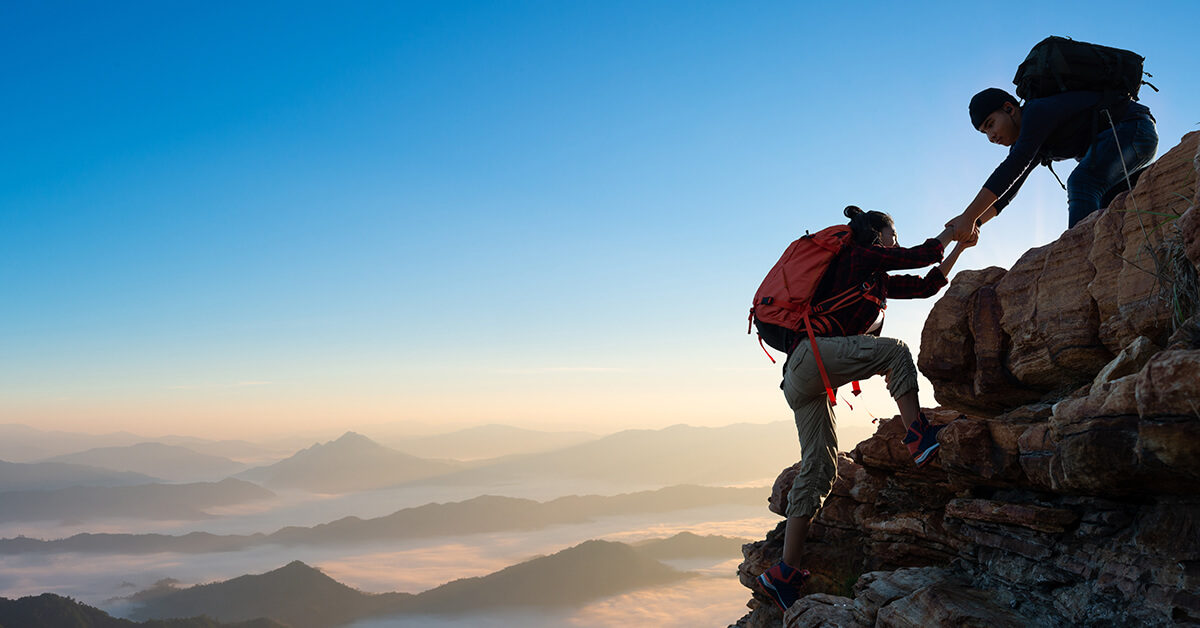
top-left (129, 560), bottom-right (405, 628)
top-left (632, 530), bottom-right (749, 560)
top-left (0, 422), bottom-right (796, 528)
top-left (236, 432), bottom-right (462, 493)
top-left (129, 539), bottom-right (691, 627)
top-left (0, 424), bottom-right (147, 463)
top-left (417, 421), bottom-right (801, 487)
top-left (151, 437), bottom-right (298, 465)
top-left (46, 442), bottom-right (249, 483)
top-left (1, 421), bottom-right (803, 494)
top-left (0, 593), bottom-right (284, 627)
top-left (0, 485), bottom-right (763, 554)
top-left (0, 459), bottom-right (159, 492)
top-left (234, 422), bottom-right (801, 494)
top-left (384, 423), bottom-right (597, 460)
top-left (234, 423), bottom-right (801, 495)
top-left (0, 479), bottom-right (274, 524)
top-left (0, 424), bottom-right (332, 467)
top-left (374, 539), bottom-right (687, 616)
top-left (267, 484), bottom-right (763, 546)
top-left (1, 533), bottom-right (731, 627)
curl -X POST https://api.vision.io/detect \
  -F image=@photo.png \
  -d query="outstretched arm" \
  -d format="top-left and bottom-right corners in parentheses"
top-left (887, 217), bottom-right (981, 301)
top-left (937, 231), bottom-right (978, 277)
top-left (934, 225), bottom-right (955, 249)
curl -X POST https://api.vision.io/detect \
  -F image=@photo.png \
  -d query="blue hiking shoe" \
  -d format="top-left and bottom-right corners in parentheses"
top-left (902, 412), bottom-right (944, 467)
top-left (756, 562), bottom-right (809, 611)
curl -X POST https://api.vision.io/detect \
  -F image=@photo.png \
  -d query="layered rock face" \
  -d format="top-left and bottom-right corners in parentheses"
top-left (730, 132), bottom-right (1200, 628)
top-left (921, 131), bottom-right (1200, 416)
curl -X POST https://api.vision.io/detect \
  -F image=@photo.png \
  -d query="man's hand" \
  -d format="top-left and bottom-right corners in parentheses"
top-left (945, 214), bottom-right (979, 241)
top-left (960, 230), bottom-right (979, 248)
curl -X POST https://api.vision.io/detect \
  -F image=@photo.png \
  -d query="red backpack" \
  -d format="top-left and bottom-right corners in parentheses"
top-left (748, 225), bottom-right (882, 405)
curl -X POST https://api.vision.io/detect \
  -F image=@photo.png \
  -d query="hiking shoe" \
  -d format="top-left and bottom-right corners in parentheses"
top-left (756, 562), bottom-right (809, 611)
top-left (902, 413), bottom-right (944, 467)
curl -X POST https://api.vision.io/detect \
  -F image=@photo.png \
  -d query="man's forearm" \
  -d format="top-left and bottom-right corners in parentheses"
top-left (947, 188), bottom-right (1000, 240)
top-left (963, 187), bottom-right (999, 223)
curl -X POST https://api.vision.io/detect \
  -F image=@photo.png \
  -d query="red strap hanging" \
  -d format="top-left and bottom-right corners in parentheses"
top-left (803, 313), bottom-right (837, 407)
top-left (749, 308), bottom-right (778, 364)
top-left (758, 335), bottom-right (777, 364)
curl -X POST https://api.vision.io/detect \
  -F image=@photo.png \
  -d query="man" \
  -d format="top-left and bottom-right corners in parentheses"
top-left (946, 87), bottom-right (1158, 240)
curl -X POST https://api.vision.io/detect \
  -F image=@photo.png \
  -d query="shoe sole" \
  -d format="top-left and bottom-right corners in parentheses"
top-left (913, 442), bottom-right (940, 466)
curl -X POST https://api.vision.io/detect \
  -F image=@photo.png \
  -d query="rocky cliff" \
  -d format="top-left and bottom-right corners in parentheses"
top-left (730, 131), bottom-right (1200, 628)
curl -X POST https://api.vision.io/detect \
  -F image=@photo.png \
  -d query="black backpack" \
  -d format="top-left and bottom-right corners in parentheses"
top-left (1013, 36), bottom-right (1156, 103)
top-left (1012, 37), bottom-right (1157, 180)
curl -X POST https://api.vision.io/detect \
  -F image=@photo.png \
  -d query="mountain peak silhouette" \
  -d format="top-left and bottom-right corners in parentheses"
top-left (238, 431), bottom-right (460, 493)
top-left (131, 558), bottom-right (408, 628)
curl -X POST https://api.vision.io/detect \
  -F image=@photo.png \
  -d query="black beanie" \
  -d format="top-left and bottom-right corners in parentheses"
top-left (969, 88), bottom-right (1018, 129)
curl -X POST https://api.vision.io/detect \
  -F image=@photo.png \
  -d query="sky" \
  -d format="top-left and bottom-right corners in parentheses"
top-left (2, 1), bottom-right (1199, 442)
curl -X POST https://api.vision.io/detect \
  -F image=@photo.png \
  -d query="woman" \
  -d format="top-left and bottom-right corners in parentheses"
top-left (757, 205), bottom-right (974, 612)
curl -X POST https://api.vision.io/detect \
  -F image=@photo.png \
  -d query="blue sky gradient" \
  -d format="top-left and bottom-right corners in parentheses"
top-left (3, 1), bottom-right (1198, 439)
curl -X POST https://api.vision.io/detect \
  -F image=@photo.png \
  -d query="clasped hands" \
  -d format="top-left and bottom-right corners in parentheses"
top-left (945, 213), bottom-right (980, 248)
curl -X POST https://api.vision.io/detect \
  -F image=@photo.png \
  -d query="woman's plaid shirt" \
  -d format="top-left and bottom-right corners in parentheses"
top-left (810, 238), bottom-right (947, 337)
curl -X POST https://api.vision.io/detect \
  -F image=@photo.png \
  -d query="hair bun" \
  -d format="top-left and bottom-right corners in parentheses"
top-left (844, 205), bottom-right (864, 218)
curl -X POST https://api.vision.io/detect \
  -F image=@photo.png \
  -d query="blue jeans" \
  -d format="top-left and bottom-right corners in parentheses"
top-left (1066, 116), bottom-right (1158, 227)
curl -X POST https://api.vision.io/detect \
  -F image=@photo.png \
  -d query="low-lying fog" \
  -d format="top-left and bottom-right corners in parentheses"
top-left (0, 474), bottom-right (706, 540)
top-left (0, 422), bottom-right (804, 626)
top-left (344, 577), bottom-right (749, 628)
top-left (0, 501), bottom-right (773, 600)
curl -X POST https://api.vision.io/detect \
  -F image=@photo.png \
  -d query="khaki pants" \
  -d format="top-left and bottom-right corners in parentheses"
top-left (783, 335), bottom-right (918, 518)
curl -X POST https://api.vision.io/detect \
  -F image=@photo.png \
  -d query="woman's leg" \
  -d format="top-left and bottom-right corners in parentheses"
top-left (778, 335), bottom-right (922, 565)
top-left (779, 343), bottom-right (841, 570)
top-left (805, 335), bottom-right (923, 430)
